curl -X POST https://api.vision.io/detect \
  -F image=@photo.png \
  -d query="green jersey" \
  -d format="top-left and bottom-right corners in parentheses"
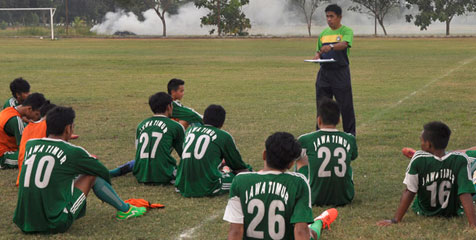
top-left (405, 151), bottom-right (476, 217)
top-left (132, 115), bottom-right (185, 184)
top-left (3, 97), bottom-right (19, 109)
top-left (172, 100), bottom-right (203, 125)
top-left (317, 25), bottom-right (353, 68)
top-left (298, 129), bottom-right (358, 206)
top-left (175, 125), bottom-right (250, 197)
top-left (13, 138), bottom-right (110, 233)
top-left (223, 171), bottom-right (314, 240)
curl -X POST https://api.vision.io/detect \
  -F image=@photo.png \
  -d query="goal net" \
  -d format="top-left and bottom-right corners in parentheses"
top-left (0, 8), bottom-right (56, 40)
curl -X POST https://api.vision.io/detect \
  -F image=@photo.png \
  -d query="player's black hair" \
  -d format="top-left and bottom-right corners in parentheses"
top-left (10, 77), bottom-right (30, 97)
top-left (21, 92), bottom-right (46, 111)
top-left (265, 132), bottom-right (302, 170)
top-left (149, 92), bottom-right (172, 114)
top-left (203, 104), bottom-right (226, 128)
top-left (39, 100), bottom-right (57, 117)
top-left (46, 106), bottom-right (75, 136)
top-left (317, 97), bottom-right (340, 125)
top-left (325, 4), bottom-right (342, 16)
top-left (422, 121), bottom-right (451, 150)
top-left (167, 78), bottom-right (185, 95)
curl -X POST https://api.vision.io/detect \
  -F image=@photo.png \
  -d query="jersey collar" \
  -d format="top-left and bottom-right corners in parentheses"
top-left (319, 128), bottom-right (338, 132)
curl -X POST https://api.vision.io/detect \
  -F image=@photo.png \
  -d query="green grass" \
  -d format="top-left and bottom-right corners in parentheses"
top-left (1, 37), bottom-right (476, 239)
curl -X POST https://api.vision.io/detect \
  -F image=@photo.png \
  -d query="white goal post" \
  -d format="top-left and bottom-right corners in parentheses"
top-left (0, 8), bottom-right (56, 40)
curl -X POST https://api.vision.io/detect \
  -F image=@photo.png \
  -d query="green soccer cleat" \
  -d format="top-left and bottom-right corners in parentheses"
top-left (116, 205), bottom-right (147, 220)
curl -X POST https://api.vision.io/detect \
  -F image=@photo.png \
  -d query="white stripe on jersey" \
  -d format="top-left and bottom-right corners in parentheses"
top-left (70, 193), bottom-right (86, 214)
top-left (284, 172), bottom-right (312, 208)
top-left (16, 116), bottom-right (24, 134)
top-left (9, 98), bottom-right (16, 107)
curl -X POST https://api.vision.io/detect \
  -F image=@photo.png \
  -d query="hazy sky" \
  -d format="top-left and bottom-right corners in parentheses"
top-left (91, 0), bottom-right (476, 36)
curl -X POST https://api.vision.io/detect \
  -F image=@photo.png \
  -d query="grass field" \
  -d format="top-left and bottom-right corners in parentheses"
top-left (1, 37), bottom-right (476, 239)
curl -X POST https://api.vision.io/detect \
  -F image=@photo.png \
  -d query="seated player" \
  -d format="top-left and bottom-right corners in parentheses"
top-left (15, 101), bottom-right (56, 186)
top-left (377, 121), bottom-right (476, 227)
top-left (3, 77), bottom-right (30, 109)
top-left (223, 132), bottom-right (338, 240)
top-left (13, 106), bottom-right (146, 234)
top-left (132, 92), bottom-right (185, 184)
top-left (297, 98), bottom-right (358, 206)
top-left (167, 78), bottom-right (203, 129)
top-left (0, 93), bottom-right (46, 169)
top-left (175, 104), bottom-right (251, 197)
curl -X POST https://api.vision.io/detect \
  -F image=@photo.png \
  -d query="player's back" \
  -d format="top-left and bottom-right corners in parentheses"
top-left (227, 171), bottom-right (313, 240)
top-left (407, 151), bottom-right (475, 217)
top-left (132, 115), bottom-right (185, 183)
top-left (298, 129), bottom-right (358, 206)
top-left (14, 138), bottom-right (110, 233)
top-left (16, 119), bottom-right (47, 186)
top-left (175, 125), bottom-right (236, 197)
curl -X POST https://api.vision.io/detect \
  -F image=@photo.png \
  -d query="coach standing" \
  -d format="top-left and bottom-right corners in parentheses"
top-left (313, 4), bottom-right (356, 136)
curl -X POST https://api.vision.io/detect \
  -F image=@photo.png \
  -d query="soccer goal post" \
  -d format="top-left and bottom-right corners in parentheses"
top-left (0, 8), bottom-right (56, 40)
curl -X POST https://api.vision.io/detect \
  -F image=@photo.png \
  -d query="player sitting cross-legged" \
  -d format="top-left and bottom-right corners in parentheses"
top-left (13, 106), bottom-right (146, 234)
top-left (168, 78), bottom-right (203, 129)
top-left (377, 121), bottom-right (476, 227)
top-left (223, 132), bottom-right (338, 240)
top-left (175, 104), bottom-right (251, 197)
top-left (3, 77), bottom-right (30, 109)
top-left (0, 93), bottom-right (46, 169)
top-left (15, 100), bottom-right (56, 186)
top-left (297, 97), bottom-right (358, 206)
top-left (131, 92), bottom-right (185, 184)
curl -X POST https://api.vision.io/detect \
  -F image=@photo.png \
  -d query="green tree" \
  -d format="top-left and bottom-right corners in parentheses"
top-left (195, 0), bottom-right (251, 36)
top-left (405, 0), bottom-right (476, 36)
top-left (291, 0), bottom-right (327, 37)
top-left (349, 0), bottom-right (401, 36)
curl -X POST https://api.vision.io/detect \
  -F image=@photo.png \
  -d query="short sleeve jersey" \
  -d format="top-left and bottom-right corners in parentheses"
top-left (172, 100), bottom-right (203, 125)
top-left (3, 97), bottom-right (18, 109)
top-left (297, 129), bottom-right (358, 206)
top-left (404, 151), bottom-right (476, 217)
top-left (223, 171), bottom-right (314, 240)
top-left (13, 138), bottom-right (111, 233)
top-left (175, 125), bottom-right (250, 197)
top-left (317, 25), bottom-right (353, 68)
top-left (132, 115), bottom-right (185, 184)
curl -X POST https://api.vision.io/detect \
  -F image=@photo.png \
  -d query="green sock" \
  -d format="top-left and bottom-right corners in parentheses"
top-left (310, 220), bottom-right (323, 240)
top-left (92, 177), bottom-right (130, 212)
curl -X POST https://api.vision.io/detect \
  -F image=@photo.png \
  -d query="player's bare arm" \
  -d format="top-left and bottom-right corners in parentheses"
top-left (294, 222), bottom-right (311, 240)
top-left (377, 189), bottom-right (416, 226)
top-left (227, 223), bottom-right (243, 240)
top-left (459, 193), bottom-right (476, 228)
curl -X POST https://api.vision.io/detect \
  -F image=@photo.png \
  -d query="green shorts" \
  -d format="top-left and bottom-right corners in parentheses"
top-left (0, 151), bottom-right (18, 169)
top-left (210, 172), bottom-right (236, 196)
top-left (51, 187), bottom-right (87, 233)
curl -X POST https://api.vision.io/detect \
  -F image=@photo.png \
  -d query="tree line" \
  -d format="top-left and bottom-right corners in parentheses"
top-left (0, 0), bottom-right (475, 36)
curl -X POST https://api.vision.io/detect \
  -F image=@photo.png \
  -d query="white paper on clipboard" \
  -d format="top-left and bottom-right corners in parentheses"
top-left (304, 58), bottom-right (336, 63)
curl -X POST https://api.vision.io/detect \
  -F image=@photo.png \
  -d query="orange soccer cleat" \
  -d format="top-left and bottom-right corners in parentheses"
top-left (314, 208), bottom-right (338, 230)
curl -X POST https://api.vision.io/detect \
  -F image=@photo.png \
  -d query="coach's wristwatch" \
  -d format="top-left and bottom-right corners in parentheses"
top-left (330, 44), bottom-right (334, 50)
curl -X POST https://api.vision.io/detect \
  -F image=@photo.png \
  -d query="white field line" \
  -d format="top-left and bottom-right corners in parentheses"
top-left (359, 56), bottom-right (476, 128)
top-left (177, 213), bottom-right (220, 239)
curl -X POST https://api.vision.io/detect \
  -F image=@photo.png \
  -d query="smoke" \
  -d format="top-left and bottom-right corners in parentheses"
top-left (91, 0), bottom-right (476, 36)
top-left (91, 2), bottom-right (211, 35)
